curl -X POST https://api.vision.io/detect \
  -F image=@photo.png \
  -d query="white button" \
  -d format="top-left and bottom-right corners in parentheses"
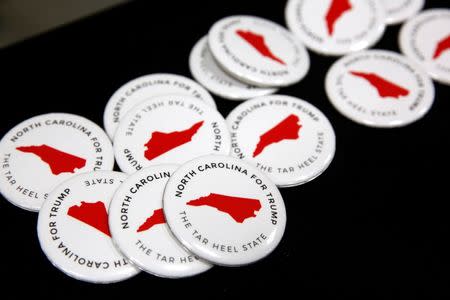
top-left (208, 15), bottom-right (310, 87)
top-left (108, 165), bottom-right (212, 278)
top-left (399, 9), bottom-right (450, 85)
top-left (380, 0), bottom-right (424, 25)
top-left (113, 95), bottom-right (231, 174)
top-left (226, 95), bottom-right (336, 187)
top-left (0, 113), bottom-right (114, 212)
top-left (325, 50), bottom-right (435, 127)
top-left (285, 0), bottom-right (386, 56)
top-left (163, 155), bottom-right (287, 266)
top-left (189, 36), bottom-right (278, 100)
top-left (103, 73), bottom-right (217, 140)
top-left (37, 171), bottom-right (140, 283)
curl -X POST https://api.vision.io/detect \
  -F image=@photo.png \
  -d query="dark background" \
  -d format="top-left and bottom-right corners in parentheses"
top-left (0, 0), bottom-right (448, 298)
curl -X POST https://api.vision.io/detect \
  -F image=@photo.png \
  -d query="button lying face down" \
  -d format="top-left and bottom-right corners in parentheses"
top-left (380, 0), bottom-right (424, 25)
top-left (103, 73), bottom-right (217, 139)
top-left (208, 15), bottom-right (310, 87)
top-left (37, 171), bottom-right (140, 283)
top-left (325, 50), bottom-right (435, 127)
top-left (113, 95), bottom-right (231, 174)
top-left (399, 9), bottom-right (450, 85)
top-left (0, 113), bottom-right (114, 212)
top-left (108, 165), bottom-right (212, 278)
top-left (189, 36), bottom-right (278, 101)
top-left (226, 95), bottom-right (336, 187)
top-left (285, 0), bottom-right (386, 56)
top-left (163, 155), bottom-right (287, 266)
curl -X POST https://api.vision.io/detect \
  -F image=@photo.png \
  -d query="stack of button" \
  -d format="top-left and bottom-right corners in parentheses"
top-left (2, 0), bottom-right (444, 285)
top-left (0, 4), bottom-right (361, 283)
top-left (0, 71), bottom-right (297, 282)
top-left (103, 73), bottom-right (217, 140)
top-left (189, 15), bottom-right (310, 100)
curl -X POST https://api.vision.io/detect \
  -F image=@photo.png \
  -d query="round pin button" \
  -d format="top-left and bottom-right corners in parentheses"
top-left (325, 50), bottom-right (435, 127)
top-left (226, 95), bottom-right (336, 187)
top-left (114, 95), bottom-right (231, 174)
top-left (208, 15), bottom-right (310, 87)
top-left (381, 0), bottom-right (424, 25)
top-left (0, 113), bottom-right (114, 212)
top-left (163, 155), bottom-right (287, 266)
top-left (37, 171), bottom-right (140, 283)
top-left (285, 0), bottom-right (386, 56)
top-left (189, 36), bottom-right (278, 101)
top-left (399, 9), bottom-right (450, 85)
top-left (103, 73), bottom-right (217, 140)
top-left (109, 165), bottom-right (212, 278)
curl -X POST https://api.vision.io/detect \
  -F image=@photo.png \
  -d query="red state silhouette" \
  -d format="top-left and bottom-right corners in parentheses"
top-left (253, 114), bottom-right (301, 158)
top-left (187, 193), bottom-right (261, 223)
top-left (433, 34), bottom-right (450, 60)
top-left (67, 201), bottom-right (111, 237)
top-left (137, 208), bottom-right (166, 232)
top-left (350, 71), bottom-right (410, 99)
top-left (236, 29), bottom-right (286, 65)
top-left (16, 144), bottom-right (86, 175)
top-left (144, 121), bottom-right (204, 160)
top-left (325, 0), bottom-right (353, 36)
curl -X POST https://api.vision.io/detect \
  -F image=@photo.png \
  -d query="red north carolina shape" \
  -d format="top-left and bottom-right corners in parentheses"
top-left (144, 121), bottom-right (204, 161)
top-left (67, 201), bottom-right (111, 237)
top-left (325, 0), bottom-right (353, 36)
top-left (187, 193), bottom-right (261, 223)
top-left (433, 34), bottom-right (450, 60)
top-left (350, 71), bottom-right (410, 99)
top-left (16, 144), bottom-right (86, 175)
top-left (253, 114), bottom-right (301, 158)
top-left (236, 29), bottom-right (286, 65)
top-left (137, 208), bottom-right (166, 232)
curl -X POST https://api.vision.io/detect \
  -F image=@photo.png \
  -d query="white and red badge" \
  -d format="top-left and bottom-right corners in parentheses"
top-left (285, 0), bottom-right (386, 56)
top-left (325, 50), bottom-right (435, 127)
top-left (163, 155), bottom-right (286, 266)
top-left (208, 15), bottom-right (310, 87)
top-left (0, 113), bottom-right (114, 212)
top-left (189, 36), bottom-right (278, 100)
top-left (226, 95), bottom-right (335, 187)
top-left (103, 73), bottom-right (217, 139)
top-left (37, 171), bottom-right (140, 283)
top-left (399, 9), bottom-right (450, 86)
top-left (113, 95), bottom-right (231, 174)
top-left (108, 165), bottom-right (212, 278)
top-left (381, 0), bottom-right (424, 25)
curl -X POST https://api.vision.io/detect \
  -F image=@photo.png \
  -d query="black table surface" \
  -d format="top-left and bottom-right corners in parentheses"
top-left (1, 0), bottom-right (449, 298)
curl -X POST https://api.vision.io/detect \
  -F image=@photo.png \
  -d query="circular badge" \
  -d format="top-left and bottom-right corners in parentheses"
top-left (114, 95), bottom-right (231, 174)
top-left (103, 73), bottom-right (217, 139)
top-left (163, 155), bottom-right (287, 266)
top-left (109, 165), bottom-right (212, 278)
top-left (285, 0), bottom-right (386, 56)
top-left (399, 9), bottom-right (450, 85)
top-left (189, 36), bottom-right (278, 101)
top-left (325, 50), bottom-right (435, 127)
top-left (226, 95), bottom-right (335, 187)
top-left (381, 0), bottom-right (424, 25)
top-left (0, 113), bottom-right (114, 212)
top-left (37, 171), bottom-right (140, 283)
top-left (208, 15), bottom-right (310, 87)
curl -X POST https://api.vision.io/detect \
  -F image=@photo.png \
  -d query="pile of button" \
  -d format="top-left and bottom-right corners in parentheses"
top-left (0, 0), bottom-right (448, 283)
